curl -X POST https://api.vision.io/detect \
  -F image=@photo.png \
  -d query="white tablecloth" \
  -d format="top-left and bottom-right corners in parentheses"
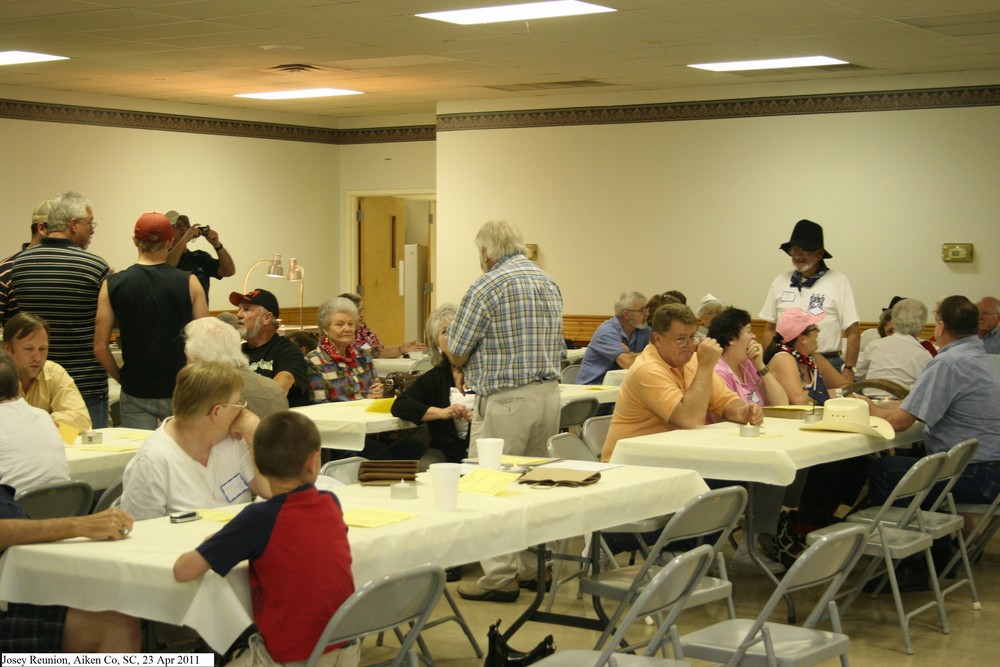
top-left (602, 369), bottom-right (628, 386)
top-left (65, 427), bottom-right (151, 489)
top-left (292, 399), bottom-right (416, 451)
top-left (0, 465), bottom-right (706, 653)
top-left (565, 348), bottom-right (586, 363)
top-left (611, 417), bottom-right (893, 486)
top-left (559, 383), bottom-right (618, 404)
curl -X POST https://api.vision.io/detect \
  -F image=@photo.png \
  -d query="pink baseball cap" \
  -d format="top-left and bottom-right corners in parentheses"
top-left (776, 308), bottom-right (825, 342)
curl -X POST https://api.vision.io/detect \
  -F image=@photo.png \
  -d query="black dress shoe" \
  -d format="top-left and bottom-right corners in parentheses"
top-left (445, 566), bottom-right (463, 582)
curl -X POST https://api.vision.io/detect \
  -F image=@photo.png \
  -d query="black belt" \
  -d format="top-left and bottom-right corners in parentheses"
top-left (820, 351), bottom-right (841, 359)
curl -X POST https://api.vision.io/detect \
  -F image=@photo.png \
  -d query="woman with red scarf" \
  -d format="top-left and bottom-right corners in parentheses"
top-left (306, 297), bottom-right (384, 403)
top-left (764, 308), bottom-right (849, 405)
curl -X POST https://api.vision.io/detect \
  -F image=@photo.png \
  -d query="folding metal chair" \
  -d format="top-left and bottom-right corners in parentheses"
top-left (582, 415), bottom-right (612, 458)
top-left (559, 395), bottom-right (599, 431)
top-left (582, 486), bottom-right (747, 651)
top-left (319, 457), bottom-right (368, 485)
top-left (15, 480), bottom-right (94, 519)
top-left (306, 564), bottom-right (445, 667)
top-left (950, 485), bottom-right (1000, 569)
top-left (93, 478), bottom-right (124, 513)
top-left (807, 451), bottom-right (949, 655)
top-left (845, 439), bottom-right (981, 609)
top-left (533, 544), bottom-right (714, 667)
top-left (543, 433), bottom-right (667, 612)
top-left (679, 524), bottom-right (867, 667)
top-left (561, 362), bottom-right (582, 384)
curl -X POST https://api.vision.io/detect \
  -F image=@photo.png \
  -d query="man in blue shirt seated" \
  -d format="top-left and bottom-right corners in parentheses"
top-left (978, 296), bottom-right (1000, 354)
top-left (863, 295), bottom-right (1000, 589)
top-left (576, 290), bottom-right (650, 385)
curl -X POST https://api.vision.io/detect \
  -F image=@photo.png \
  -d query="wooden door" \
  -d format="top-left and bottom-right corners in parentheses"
top-left (358, 197), bottom-right (406, 345)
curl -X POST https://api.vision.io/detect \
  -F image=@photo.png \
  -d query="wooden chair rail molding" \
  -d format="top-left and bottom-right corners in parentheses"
top-left (563, 314), bottom-right (936, 348)
top-left (210, 305), bottom-right (319, 331)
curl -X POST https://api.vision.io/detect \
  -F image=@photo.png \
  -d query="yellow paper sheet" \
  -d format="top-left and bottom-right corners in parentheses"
top-left (78, 444), bottom-right (141, 452)
top-left (584, 385), bottom-right (614, 391)
top-left (343, 508), bottom-right (415, 528)
top-left (364, 398), bottom-right (396, 413)
top-left (115, 430), bottom-right (155, 440)
top-left (458, 468), bottom-right (521, 496)
top-left (58, 423), bottom-right (80, 445)
top-left (199, 508), bottom-right (239, 522)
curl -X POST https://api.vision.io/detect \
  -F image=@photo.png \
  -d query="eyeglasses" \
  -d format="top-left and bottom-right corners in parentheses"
top-left (73, 216), bottom-right (97, 229)
top-left (220, 400), bottom-right (248, 410)
top-left (625, 307), bottom-right (648, 313)
top-left (661, 334), bottom-right (700, 347)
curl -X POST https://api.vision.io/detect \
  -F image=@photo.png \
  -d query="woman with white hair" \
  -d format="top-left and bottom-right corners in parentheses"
top-left (184, 316), bottom-right (288, 420)
top-left (306, 297), bottom-right (383, 403)
top-left (855, 298), bottom-right (932, 395)
top-left (390, 304), bottom-right (473, 464)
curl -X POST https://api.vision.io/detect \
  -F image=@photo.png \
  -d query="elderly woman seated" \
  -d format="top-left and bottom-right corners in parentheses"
top-left (338, 292), bottom-right (427, 359)
top-left (391, 304), bottom-right (473, 465)
top-left (120, 362), bottom-right (265, 521)
top-left (855, 298), bottom-right (933, 396)
top-left (307, 297), bottom-right (384, 403)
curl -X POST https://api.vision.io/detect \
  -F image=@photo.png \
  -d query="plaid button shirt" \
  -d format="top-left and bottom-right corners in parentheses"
top-left (448, 253), bottom-right (563, 396)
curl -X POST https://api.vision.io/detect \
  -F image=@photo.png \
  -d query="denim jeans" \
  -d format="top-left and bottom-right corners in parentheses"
top-left (85, 395), bottom-right (109, 429)
top-left (119, 393), bottom-right (173, 430)
top-left (868, 455), bottom-right (1000, 508)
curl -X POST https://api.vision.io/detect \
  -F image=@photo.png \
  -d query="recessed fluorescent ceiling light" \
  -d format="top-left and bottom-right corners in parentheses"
top-left (235, 88), bottom-right (362, 100)
top-left (417, 1), bottom-right (614, 25)
top-left (0, 50), bottom-right (68, 66)
top-left (689, 56), bottom-right (848, 72)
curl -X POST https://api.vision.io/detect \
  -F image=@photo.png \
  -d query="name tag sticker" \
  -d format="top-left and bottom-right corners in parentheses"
top-left (221, 473), bottom-right (249, 502)
top-left (808, 306), bottom-right (825, 315)
top-left (780, 291), bottom-right (796, 303)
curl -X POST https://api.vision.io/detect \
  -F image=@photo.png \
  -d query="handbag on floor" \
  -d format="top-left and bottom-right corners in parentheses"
top-left (484, 619), bottom-right (555, 667)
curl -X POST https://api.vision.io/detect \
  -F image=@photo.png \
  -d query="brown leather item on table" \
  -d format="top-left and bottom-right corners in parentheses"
top-left (357, 460), bottom-right (420, 485)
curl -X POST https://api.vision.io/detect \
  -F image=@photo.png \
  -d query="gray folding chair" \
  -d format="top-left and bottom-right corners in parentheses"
top-left (561, 362), bottom-right (582, 384)
top-left (807, 451), bottom-right (949, 655)
top-left (845, 439), bottom-right (981, 608)
top-left (15, 480), bottom-right (94, 519)
top-left (320, 457), bottom-right (368, 485)
top-left (534, 544), bottom-right (714, 667)
top-left (581, 415), bottom-right (612, 458)
top-left (951, 481), bottom-right (1000, 570)
top-left (543, 433), bottom-right (668, 612)
top-left (582, 486), bottom-right (747, 651)
top-left (679, 524), bottom-right (867, 667)
top-left (305, 564), bottom-right (445, 667)
top-left (559, 395), bottom-right (599, 431)
top-left (93, 478), bottom-right (124, 513)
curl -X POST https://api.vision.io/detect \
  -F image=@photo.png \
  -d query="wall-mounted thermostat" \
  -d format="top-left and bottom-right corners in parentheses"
top-left (941, 243), bottom-right (974, 263)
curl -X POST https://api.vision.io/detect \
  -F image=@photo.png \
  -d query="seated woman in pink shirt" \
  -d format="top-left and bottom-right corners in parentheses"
top-left (707, 307), bottom-right (799, 571)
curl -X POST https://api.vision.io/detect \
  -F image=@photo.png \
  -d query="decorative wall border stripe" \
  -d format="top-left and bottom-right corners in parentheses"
top-left (0, 98), bottom-right (436, 144)
top-left (436, 85), bottom-right (1000, 131)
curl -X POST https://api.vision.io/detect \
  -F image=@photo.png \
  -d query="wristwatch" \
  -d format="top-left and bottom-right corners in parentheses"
top-left (843, 365), bottom-right (855, 373)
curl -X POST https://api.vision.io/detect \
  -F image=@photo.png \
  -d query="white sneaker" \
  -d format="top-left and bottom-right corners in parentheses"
top-left (730, 540), bottom-right (785, 574)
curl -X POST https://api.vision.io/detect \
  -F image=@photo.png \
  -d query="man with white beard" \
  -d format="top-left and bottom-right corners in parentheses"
top-left (229, 289), bottom-right (310, 407)
top-left (759, 219), bottom-right (860, 378)
top-left (576, 290), bottom-right (650, 385)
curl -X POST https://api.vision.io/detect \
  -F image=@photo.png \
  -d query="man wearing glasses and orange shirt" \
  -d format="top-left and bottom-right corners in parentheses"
top-left (601, 303), bottom-right (762, 462)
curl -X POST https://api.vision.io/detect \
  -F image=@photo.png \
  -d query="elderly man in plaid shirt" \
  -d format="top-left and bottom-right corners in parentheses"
top-left (447, 219), bottom-right (564, 602)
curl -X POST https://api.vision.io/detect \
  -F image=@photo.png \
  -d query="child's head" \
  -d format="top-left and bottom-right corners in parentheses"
top-left (253, 411), bottom-right (321, 482)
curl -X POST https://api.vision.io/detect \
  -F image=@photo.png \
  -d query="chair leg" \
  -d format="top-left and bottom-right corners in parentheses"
top-left (420, 588), bottom-right (483, 658)
top-left (922, 550), bottom-right (950, 635)
top-left (880, 556), bottom-right (915, 656)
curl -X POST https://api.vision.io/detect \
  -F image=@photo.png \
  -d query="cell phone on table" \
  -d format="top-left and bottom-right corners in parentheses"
top-left (169, 511), bottom-right (201, 524)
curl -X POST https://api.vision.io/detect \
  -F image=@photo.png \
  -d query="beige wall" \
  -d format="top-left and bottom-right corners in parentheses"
top-left (435, 105), bottom-right (1000, 321)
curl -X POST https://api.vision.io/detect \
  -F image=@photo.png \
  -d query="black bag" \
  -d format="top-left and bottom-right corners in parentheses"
top-left (484, 619), bottom-right (555, 667)
top-left (383, 371), bottom-right (421, 398)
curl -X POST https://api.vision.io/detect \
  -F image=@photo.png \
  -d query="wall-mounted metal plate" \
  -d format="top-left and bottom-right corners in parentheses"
top-left (942, 243), bottom-right (973, 263)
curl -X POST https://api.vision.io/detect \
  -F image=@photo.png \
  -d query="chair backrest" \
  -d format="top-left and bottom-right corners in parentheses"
top-left (305, 564), bottom-right (445, 667)
top-left (559, 396), bottom-right (599, 430)
top-left (561, 362), bottom-right (582, 384)
top-left (547, 432), bottom-right (597, 463)
top-left (633, 486), bottom-right (747, 586)
top-left (582, 415), bottom-right (612, 458)
top-left (870, 451), bottom-right (947, 528)
top-left (319, 457), bottom-right (368, 485)
top-left (926, 439), bottom-right (979, 512)
top-left (751, 524), bottom-right (867, 634)
top-left (410, 358), bottom-right (433, 373)
top-left (93, 479), bottom-right (124, 514)
top-left (596, 545), bottom-right (715, 662)
top-left (15, 480), bottom-right (94, 519)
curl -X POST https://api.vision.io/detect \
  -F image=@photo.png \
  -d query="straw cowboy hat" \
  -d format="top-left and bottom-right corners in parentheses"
top-left (800, 397), bottom-right (894, 439)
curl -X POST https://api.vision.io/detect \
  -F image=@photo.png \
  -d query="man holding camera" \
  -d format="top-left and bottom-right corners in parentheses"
top-left (165, 210), bottom-right (235, 304)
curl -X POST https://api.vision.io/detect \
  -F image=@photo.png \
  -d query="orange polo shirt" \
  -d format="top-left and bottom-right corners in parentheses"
top-left (601, 344), bottom-right (739, 461)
